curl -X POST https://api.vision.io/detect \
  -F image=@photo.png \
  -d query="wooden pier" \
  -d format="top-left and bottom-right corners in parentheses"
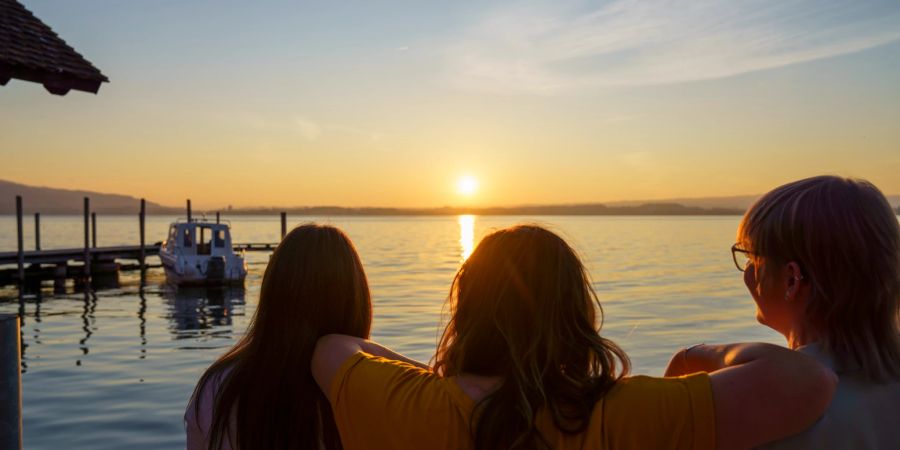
top-left (2, 195), bottom-right (289, 288)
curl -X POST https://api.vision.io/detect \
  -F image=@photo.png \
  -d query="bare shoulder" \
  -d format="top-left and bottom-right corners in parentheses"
top-left (311, 334), bottom-right (366, 393)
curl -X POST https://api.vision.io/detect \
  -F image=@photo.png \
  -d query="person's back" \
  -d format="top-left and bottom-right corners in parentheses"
top-left (186, 367), bottom-right (234, 450)
top-left (325, 351), bottom-right (716, 450)
top-left (757, 343), bottom-right (900, 450)
top-left (185, 224), bottom-right (373, 450)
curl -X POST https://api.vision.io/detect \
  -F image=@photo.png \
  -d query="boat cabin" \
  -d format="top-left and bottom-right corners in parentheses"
top-left (163, 221), bottom-right (234, 256)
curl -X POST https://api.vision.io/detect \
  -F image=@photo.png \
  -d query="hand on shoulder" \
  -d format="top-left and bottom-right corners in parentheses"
top-left (665, 342), bottom-right (837, 450)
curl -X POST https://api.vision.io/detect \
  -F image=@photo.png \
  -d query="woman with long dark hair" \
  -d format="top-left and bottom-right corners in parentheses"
top-left (185, 224), bottom-right (374, 450)
top-left (313, 225), bottom-right (837, 450)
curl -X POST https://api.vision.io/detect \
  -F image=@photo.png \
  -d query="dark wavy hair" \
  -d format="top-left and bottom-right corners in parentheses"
top-left (433, 225), bottom-right (630, 450)
top-left (190, 224), bottom-right (372, 450)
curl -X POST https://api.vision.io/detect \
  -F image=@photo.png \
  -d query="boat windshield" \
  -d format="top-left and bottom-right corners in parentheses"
top-left (182, 227), bottom-right (193, 247)
top-left (197, 226), bottom-right (211, 255)
top-left (197, 226), bottom-right (228, 255)
top-left (214, 229), bottom-right (226, 248)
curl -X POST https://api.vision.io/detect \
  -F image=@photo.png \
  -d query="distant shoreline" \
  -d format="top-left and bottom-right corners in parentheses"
top-left (4, 203), bottom-right (900, 217)
top-left (0, 203), bottom-right (745, 216)
top-left (3, 179), bottom-right (899, 216)
top-left (201, 204), bottom-right (746, 216)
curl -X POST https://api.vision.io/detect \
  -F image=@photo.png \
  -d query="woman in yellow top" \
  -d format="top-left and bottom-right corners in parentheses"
top-left (312, 225), bottom-right (837, 450)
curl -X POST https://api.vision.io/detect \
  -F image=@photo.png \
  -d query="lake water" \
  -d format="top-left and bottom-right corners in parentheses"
top-left (0, 214), bottom-right (787, 450)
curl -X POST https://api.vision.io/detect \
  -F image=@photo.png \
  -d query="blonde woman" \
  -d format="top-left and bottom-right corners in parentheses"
top-left (669, 176), bottom-right (900, 449)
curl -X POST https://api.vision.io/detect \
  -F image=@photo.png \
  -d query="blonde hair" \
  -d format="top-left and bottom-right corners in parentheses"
top-left (738, 176), bottom-right (900, 381)
top-left (434, 225), bottom-right (629, 450)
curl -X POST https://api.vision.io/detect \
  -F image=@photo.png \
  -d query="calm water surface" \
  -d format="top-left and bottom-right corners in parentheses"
top-left (0, 215), bottom-right (786, 450)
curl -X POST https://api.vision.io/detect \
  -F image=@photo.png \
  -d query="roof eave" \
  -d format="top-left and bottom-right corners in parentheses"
top-left (0, 62), bottom-right (108, 95)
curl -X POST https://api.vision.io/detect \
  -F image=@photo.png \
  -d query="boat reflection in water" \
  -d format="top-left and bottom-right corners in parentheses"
top-left (160, 285), bottom-right (247, 341)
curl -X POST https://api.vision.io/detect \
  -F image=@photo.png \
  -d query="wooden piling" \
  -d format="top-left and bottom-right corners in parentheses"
top-left (91, 212), bottom-right (97, 248)
top-left (53, 264), bottom-right (66, 293)
top-left (186, 199), bottom-right (192, 222)
top-left (0, 314), bottom-right (23, 450)
top-left (139, 199), bottom-right (146, 271)
top-left (216, 211), bottom-right (220, 224)
top-left (83, 197), bottom-right (91, 280)
top-left (280, 211), bottom-right (287, 239)
top-left (34, 213), bottom-right (40, 251)
top-left (15, 196), bottom-right (24, 285)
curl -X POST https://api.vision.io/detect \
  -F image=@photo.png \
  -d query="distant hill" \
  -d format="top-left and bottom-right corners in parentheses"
top-left (608, 194), bottom-right (900, 210)
top-left (1, 179), bottom-right (896, 216)
top-left (0, 180), bottom-right (177, 214)
top-left (219, 203), bottom-right (743, 216)
top-left (606, 195), bottom-right (760, 210)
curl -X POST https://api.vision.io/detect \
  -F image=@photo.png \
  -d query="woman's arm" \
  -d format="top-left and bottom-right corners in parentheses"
top-left (665, 343), bottom-right (837, 450)
top-left (311, 334), bottom-right (430, 394)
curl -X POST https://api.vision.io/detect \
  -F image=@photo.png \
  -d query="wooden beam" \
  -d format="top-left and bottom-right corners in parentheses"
top-left (83, 197), bottom-right (90, 281)
top-left (15, 196), bottom-right (24, 284)
top-left (91, 212), bottom-right (97, 248)
top-left (139, 199), bottom-right (146, 272)
top-left (34, 213), bottom-right (40, 251)
top-left (0, 314), bottom-right (22, 450)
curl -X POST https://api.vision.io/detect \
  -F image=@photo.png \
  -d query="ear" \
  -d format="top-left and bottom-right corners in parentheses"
top-left (783, 262), bottom-right (805, 302)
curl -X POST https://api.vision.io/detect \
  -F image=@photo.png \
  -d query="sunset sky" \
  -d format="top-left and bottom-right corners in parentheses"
top-left (2, 0), bottom-right (899, 209)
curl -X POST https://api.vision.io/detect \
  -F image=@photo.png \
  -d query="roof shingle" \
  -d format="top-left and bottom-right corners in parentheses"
top-left (0, 0), bottom-right (108, 95)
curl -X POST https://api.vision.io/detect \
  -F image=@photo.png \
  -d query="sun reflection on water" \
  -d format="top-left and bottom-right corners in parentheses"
top-left (458, 214), bottom-right (475, 262)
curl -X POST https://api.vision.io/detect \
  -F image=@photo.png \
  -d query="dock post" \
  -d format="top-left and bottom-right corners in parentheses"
top-left (216, 212), bottom-right (220, 224)
top-left (34, 213), bottom-right (40, 251)
top-left (0, 314), bottom-right (23, 450)
top-left (15, 196), bottom-right (24, 285)
top-left (186, 199), bottom-right (192, 222)
top-left (139, 199), bottom-right (146, 272)
top-left (281, 211), bottom-right (287, 240)
top-left (83, 197), bottom-right (91, 281)
top-left (91, 212), bottom-right (97, 248)
top-left (53, 264), bottom-right (66, 294)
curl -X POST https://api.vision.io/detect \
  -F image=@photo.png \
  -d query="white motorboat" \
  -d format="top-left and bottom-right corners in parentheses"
top-left (159, 220), bottom-right (247, 285)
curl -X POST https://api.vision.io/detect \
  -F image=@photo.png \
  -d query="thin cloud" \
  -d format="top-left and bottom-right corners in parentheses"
top-left (294, 117), bottom-right (322, 141)
top-left (229, 113), bottom-right (385, 143)
top-left (445, 0), bottom-right (900, 94)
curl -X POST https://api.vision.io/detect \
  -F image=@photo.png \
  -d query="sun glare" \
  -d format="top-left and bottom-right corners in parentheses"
top-left (459, 215), bottom-right (475, 262)
top-left (457, 176), bottom-right (478, 196)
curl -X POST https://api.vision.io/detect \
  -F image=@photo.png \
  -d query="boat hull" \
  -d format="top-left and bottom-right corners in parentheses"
top-left (159, 251), bottom-right (246, 286)
top-left (161, 263), bottom-right (245, 286)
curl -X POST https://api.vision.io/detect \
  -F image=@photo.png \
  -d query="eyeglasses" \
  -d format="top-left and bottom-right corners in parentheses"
top-left (731, 244), bottom-right (753, 272)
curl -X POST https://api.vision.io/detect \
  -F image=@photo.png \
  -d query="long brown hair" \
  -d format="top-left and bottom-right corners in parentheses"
top-left (433, 225), bottom-right (630, 450)
top-left (191, 224), bottom-right (372, 450)
top-left (738, 175), bottom-right (900, 381)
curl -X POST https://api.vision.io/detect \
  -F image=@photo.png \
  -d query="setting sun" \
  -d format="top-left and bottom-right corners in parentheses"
top-left (457, 176), bottom-right (478, 196)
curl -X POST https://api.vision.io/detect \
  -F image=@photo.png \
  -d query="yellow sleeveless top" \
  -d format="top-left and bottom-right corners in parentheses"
top-left (328, 352), bottom-right (715, 450)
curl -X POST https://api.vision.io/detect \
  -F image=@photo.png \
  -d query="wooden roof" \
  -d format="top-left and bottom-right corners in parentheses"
top-left (0, 0), bottom-right (108, 95)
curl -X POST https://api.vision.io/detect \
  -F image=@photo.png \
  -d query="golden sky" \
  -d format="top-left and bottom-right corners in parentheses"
top-left (2, 1), bottom-right (899, 209)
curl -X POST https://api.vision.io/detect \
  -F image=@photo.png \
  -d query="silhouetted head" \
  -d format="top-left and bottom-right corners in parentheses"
top-left (738, 175), bottom-right (900, 380)
top-left (434, 225), bottom-right (629, 450)
top-left (254, 223), bottom-right (372, 346)
top-left (194, 223), bottom-right (371, 450)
